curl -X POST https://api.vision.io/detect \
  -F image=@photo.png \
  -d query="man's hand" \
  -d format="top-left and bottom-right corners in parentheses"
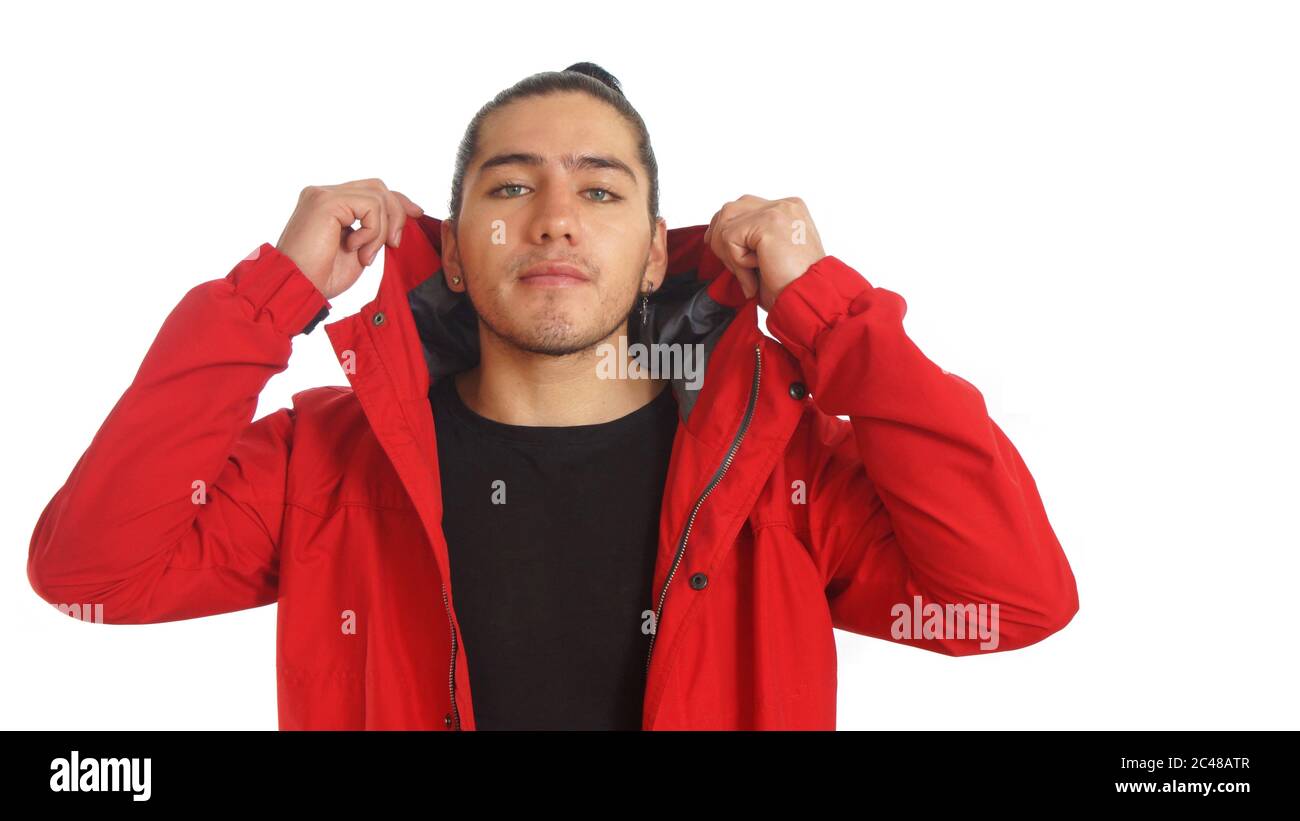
top-left (701, 195), bottom-right (827, 310)
top-left (276, 178), bottom-right (424, 301)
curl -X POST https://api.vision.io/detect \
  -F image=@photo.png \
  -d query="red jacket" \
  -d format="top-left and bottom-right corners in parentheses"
top-left (28, 215), bottom-right (1078, 730)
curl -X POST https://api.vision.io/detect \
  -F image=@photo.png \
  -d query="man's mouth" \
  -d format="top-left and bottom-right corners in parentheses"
top-left (519, 261), bottom-right (591, 287)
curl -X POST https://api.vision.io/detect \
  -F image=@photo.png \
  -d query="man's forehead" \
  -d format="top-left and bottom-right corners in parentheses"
top-left (474, 150), bottom-right (639, 184)
top-left (474, 96), bottom-right (640, 181)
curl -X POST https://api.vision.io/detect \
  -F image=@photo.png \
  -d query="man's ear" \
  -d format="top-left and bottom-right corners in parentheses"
top-left (646, 217), bottom-right (669, 289)
top-left (441, 218), bottom-right (464, 291)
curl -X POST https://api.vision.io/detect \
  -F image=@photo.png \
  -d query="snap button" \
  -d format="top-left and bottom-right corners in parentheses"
top-left (373, 311), bottom-right (386, 326)
top-left (788, 381), bottom-right (808, 400)
top-left (444, 713), bottom-right (453, 728)
top-left (689, 572), bottom-right (708, 590)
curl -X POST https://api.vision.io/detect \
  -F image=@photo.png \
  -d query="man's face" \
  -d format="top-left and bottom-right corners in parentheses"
top-left (442, 91), bottom-right (667, 357)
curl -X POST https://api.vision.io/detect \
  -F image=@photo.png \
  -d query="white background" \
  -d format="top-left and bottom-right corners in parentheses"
top-left (2, 0), bottom-right (1296, 730)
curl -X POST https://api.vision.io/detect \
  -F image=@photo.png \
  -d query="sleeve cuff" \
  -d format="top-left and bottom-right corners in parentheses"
top-left (765, 255), bottom-right (873, 359)
top-left (301, 304), bottom-right (331, 335)
top-left (227, 243), bottom-right (332, 337)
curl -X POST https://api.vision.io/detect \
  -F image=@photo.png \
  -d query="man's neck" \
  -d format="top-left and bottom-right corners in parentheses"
top-left (453, 323), bottom-right (668, 427)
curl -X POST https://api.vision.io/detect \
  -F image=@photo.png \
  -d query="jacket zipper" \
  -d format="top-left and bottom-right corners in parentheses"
top-left (441, 581), bottom-right (461, 730)
top-left (645, 342), bottom-right (762, 679)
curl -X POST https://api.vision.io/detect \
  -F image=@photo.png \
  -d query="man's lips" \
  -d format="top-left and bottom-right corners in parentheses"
top-left (518, 262), bottom-right (590, 287)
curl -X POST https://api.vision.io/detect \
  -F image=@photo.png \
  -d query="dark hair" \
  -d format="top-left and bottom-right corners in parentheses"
top-left (447, 62), bottom-right (660, 233)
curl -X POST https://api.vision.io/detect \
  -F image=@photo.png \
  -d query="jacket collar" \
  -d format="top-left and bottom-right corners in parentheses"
top-left (326, 213), bottom-right (781, 446)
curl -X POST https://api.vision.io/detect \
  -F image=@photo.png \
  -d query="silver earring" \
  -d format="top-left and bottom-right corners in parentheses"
top-left (451, 275), bottom-right (461, 286)
top-left (640, 281), bottom-right (652, 326)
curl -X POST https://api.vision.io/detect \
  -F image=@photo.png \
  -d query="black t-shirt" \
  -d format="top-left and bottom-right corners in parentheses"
top-left (428, 374), bottom-right (679, 730)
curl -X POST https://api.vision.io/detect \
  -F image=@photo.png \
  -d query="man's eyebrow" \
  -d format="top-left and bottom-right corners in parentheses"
top-left (476, 151), bottom-right (638, 184)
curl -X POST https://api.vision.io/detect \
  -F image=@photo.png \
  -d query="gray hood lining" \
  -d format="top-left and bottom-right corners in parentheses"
top-left (406, 266), bottom-right (737, 422)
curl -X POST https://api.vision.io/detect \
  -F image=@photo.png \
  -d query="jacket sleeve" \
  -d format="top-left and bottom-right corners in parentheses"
top-left (27, 243), bottom-right (331, 624)
top-left (766, 255), bottom-right (1078, 655)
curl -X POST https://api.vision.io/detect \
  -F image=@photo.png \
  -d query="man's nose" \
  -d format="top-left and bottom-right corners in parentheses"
top-left (529, 184), bottom-right (579, 243)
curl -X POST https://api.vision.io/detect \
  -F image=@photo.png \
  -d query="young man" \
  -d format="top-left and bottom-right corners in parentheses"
top-left (28, 63), bottom-right (1079, 730)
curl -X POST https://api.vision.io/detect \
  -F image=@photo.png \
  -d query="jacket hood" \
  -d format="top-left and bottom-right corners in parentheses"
top-left (365, 214), bottom-right (758, 422)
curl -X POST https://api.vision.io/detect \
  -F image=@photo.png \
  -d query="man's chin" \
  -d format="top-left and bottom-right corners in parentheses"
top-left (474, 295), bottom-right (631, 358)
top-left (486, 318), bottom-right (606, 358)
top-left (521, 329), bottom-right (609, 357)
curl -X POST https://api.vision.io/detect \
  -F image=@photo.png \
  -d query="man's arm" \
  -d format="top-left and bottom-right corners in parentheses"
top-left (766, 255), bottom-right (1079, 655)
top-left (28, 243), bottom-right (331, 624)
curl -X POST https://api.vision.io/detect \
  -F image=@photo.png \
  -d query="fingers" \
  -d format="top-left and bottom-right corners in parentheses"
top-left (324, 178), bottom-right (427, 267)
top-left (351, 179), bottom-right (425, 264)
top-left (703, 197), bottom-right (743, 260)
top-left (356, 180), bottom-right (389, 266)
top-left (702, 211), bottom-right (717, 247)
top-left (362, 194), bottom-right (388, 266)
top-left (701, 200), bottom-right (762, 299)
top-left (703, 205), bottom-right (748, 271)
top-left (341, 191), bottom-right (384, 267)
top-left (387, 191), bottom-right (426, 249)
top-left (376, 191), bottom-right (425, 252)
top-left (343, 225), bottom-right (366, 253)
top-left (392, 190), bottom-right (425, 218)
top-left (383, 190), bottom-right (408, 248)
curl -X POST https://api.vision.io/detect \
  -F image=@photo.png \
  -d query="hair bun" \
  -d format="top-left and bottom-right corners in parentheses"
top-left (562, 62), bottom-right (624, 95)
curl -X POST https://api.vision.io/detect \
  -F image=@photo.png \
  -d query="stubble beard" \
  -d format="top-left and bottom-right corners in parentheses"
top-left (467, 277), bottom-right (641, 359)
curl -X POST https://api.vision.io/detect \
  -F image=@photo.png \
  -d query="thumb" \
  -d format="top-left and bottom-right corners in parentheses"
top-left (730, 264), bottom-right (759, 298)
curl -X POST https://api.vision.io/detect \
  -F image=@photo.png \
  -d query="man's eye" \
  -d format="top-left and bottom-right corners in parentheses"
top-left (489, 183), bottom-right (621, 202)
top-left (491, 183), bottom-right (529, 198)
